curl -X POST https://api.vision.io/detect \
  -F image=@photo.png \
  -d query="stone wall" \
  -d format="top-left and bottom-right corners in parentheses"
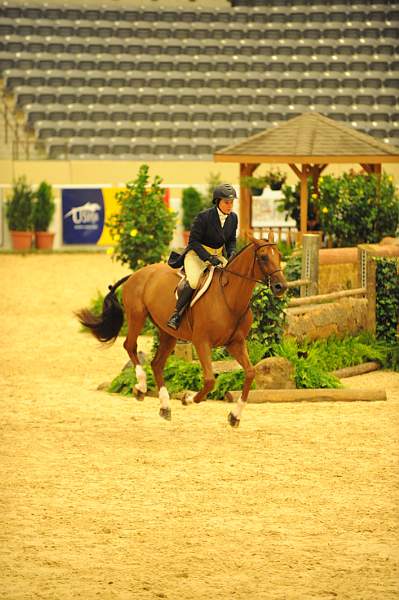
top-left (285, 297), bottom-right (368, 342)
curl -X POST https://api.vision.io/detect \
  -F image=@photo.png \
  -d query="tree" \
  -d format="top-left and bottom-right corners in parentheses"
top-left (107, 165), bottom-right (177, 270)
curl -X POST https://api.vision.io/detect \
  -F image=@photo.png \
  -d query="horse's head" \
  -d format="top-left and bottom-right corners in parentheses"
top-left (250, 233), bottom-right (288, 298)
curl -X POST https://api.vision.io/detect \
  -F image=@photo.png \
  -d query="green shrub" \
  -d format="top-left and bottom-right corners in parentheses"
top-left (182, 186), bottom-right (203, 230)
top-left (376, 258), bottom-right (399, 344)
top-left (108, 356), bottom-right (203, 397)
top-left (277, 171), bottom-right (399, 246)
top-left (319, 172), bottom-right (399, 246)
top-left (107, 164), bottom-right (176, 270)
top-left (249, 285), bottom-right (288, 352)
top-left (6, 176), bottom-right (34, 231)
top-left (32, 181), bottom-right (55, 231)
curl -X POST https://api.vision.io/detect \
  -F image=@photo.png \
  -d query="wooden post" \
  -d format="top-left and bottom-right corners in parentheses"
top-left (365, 253), bottom-right (377, 334)
top-left (239, 162), bottom-right (258, 239)
top-left (358, 244), bottom-right (377, 334)
top-left (174, 341), bottom-right (193, 361)
top-left (299, 165), bottom-right (310, 239)
top-left (300, 233), bottom-right (320, 297)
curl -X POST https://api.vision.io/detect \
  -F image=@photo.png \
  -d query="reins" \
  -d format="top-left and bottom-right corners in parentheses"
top-left (217, 243), bottom-right (282, 345)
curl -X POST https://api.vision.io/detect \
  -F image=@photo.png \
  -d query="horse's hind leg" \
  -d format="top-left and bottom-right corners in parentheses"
top-left (123, 308), bottom-right (148, 400)
top-left (225, 338), bottom-right (255, 427)
top-left (151, 330), bottom-right (177, 421)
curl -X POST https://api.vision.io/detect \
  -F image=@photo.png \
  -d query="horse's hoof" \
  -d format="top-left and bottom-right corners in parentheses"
top-left (181, 391), bottom-right (194, 405)
top-left (228, 412), bottom-right (240, 428)
top-left (159, 407), bottom-right (172, 421)
top-left (133, 386), bottom-right (145, 401)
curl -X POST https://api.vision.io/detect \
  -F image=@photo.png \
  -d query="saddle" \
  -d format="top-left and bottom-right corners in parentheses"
top-left (175, 266), bottom-right (216, 307)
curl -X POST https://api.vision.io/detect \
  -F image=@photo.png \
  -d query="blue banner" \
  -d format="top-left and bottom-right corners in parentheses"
top-left (62, 189), bottom-right (105, 244)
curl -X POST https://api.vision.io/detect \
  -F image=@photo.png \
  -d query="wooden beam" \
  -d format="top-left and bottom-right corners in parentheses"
top-left (214, 154), bottom-right (399, 164)
top-left (288, 163), bottom-right (301, 178)
top-left (300, 164), bottom-right (311, 238)
top-left (225, 389), bottom-right (387, 403)
top-left (239, 163), bottom-right (259, 239)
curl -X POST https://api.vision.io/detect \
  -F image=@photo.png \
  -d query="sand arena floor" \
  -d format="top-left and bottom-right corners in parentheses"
top-left (0, 253), bottom-right (398, 600)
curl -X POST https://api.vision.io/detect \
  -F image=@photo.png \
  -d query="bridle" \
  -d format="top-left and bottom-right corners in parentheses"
top-left (218, 242), bottom-right (284, 346)
top-left (222, 242), bottom-right (283, 286)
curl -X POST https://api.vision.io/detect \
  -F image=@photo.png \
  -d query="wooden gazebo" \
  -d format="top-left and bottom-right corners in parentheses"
top-left (214, 112), bottom-right (399, 240)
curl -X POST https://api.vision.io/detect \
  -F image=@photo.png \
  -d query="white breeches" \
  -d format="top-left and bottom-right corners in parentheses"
top-left (184, 250), bottom-right (227, 289)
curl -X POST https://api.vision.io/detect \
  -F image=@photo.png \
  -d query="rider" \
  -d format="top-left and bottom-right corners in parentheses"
top-left (167, 183), bottom-right (238, 330)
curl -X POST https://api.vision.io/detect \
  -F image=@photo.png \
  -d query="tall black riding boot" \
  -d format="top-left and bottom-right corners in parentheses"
top-left (167, 281), bottom-right (195, 330)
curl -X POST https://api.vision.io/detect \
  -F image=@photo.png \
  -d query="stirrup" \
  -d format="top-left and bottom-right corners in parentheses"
top-left (167, 312), bottom-right (181, 330)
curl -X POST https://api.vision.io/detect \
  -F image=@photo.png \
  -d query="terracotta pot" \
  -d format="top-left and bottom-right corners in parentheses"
top-left (10, 231), bottom-right (33, 250)
top-left (35, 231), bottom-right (55, 250)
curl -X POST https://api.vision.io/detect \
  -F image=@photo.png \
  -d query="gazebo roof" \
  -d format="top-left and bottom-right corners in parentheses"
top-left (214, 112), bottom-right (399, 164)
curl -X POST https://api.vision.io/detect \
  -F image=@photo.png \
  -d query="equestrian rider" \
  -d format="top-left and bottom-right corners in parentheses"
top-left (167, 183), bottom-right (238, 330)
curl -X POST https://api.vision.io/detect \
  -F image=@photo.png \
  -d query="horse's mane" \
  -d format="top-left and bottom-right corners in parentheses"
top-left (226, 242), bottom-right (253, 267)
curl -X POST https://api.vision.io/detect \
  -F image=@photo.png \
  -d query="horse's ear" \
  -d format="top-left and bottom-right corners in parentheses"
top-left (268, 228), bottom-right (275, 243)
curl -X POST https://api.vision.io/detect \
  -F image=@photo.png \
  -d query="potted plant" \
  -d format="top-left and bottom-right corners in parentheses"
top-left (182, 186), bottom-right (203, 245)
top-left (5, 176), bottom-right (34, 250)
top-left (32, 181), bottom-right (56, 249)
top-left (240, 175), bottom-right (268, 196)
top-left (264, 167), bottom-right (287, 191)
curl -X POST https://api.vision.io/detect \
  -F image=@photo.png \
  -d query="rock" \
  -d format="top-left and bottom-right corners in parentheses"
top-left (254, 357), bottom-right (296, 389)
top-left (380, 236), bottom-right (399, 246)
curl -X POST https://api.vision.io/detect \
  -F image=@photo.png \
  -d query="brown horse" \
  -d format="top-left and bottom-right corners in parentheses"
top-left (77, 235), bottom-right (287, 427)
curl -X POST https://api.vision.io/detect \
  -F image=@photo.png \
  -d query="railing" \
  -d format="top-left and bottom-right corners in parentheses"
top-left (250, 225), bottom-right (297, 247)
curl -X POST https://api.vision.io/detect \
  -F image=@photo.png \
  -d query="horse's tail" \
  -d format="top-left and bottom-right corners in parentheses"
top-left (76, 275), bottom-right (130, 343)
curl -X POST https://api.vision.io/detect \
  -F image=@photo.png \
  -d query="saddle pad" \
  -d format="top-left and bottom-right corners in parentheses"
top-left (174, 267), bottom-right (215, 306)
top-left (190, 266), bottom-right (215, 307)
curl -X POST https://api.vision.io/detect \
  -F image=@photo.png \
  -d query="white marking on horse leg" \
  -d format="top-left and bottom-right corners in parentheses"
top-left (159, 386), bottom-right (170, 410)
top-left (232, 395), bottom-right (246, 420)
top-left (182, 391), bottom-right (195, 405)
top-left (135, 364), bottom-right (147, 393)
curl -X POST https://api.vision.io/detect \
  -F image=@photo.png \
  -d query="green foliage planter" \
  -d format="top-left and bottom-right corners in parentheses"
top-left (6, 176), bottom-right (35, 250)
top-left (249, 285), bottom-right (288, 351)
top-left (33, 181), bottom-right (56, 249)
top-left (277, 171), bottom-right (399, 246)
top-left (107, 333), bottom-right (391, 399)
top-left (376, 258), bottom-right (399, 344)
top-left (319, 172), bottom-right (399, 246)
top-left (182, 186), bottom-right (203, 231)
top-left (107, 165), bottom-right (176, 270)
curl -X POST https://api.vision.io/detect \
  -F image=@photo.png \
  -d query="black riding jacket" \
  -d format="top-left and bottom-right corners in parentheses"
top-left (168, 206), bottom-right (238, 268)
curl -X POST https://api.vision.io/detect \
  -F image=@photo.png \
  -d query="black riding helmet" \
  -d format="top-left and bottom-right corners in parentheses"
top-left (212, 183), bottom-right (237, 205)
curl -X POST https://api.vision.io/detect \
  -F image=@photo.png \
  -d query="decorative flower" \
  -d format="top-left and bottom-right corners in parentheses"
top-left (106, 247), bottom-right (114, 255)
top-left (311, 193), bottom-right (318, 200)
top-left (130, 228), bottom-right (138, 237)
top-left (113, 233), bottom-right (120, 242)
top-left (322, 206), bottom-right (329, 214)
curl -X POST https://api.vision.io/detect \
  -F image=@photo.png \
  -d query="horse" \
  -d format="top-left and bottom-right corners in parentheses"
top-left (77, 235), bottom-right (288, 427)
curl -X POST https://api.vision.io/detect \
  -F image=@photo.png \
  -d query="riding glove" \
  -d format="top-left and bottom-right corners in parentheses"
top-left (208, 255), bottom-right (222, 267)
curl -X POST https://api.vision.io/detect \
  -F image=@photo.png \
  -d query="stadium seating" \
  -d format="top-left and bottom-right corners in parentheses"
top-left (0, 0), bottom-right (398, 159)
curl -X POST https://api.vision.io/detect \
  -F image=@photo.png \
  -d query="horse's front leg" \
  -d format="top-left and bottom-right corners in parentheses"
top-left (225, 338), bottom-right (255, 427)
top-left (191, 341), bottom-right (215, 404)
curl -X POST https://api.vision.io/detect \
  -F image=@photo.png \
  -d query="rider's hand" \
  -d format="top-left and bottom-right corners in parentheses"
top-left (208, 255), bottom-right (222, 267)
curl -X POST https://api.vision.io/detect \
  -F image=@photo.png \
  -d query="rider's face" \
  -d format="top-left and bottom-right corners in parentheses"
top-left (218, 199), bottom-right (234, 214)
